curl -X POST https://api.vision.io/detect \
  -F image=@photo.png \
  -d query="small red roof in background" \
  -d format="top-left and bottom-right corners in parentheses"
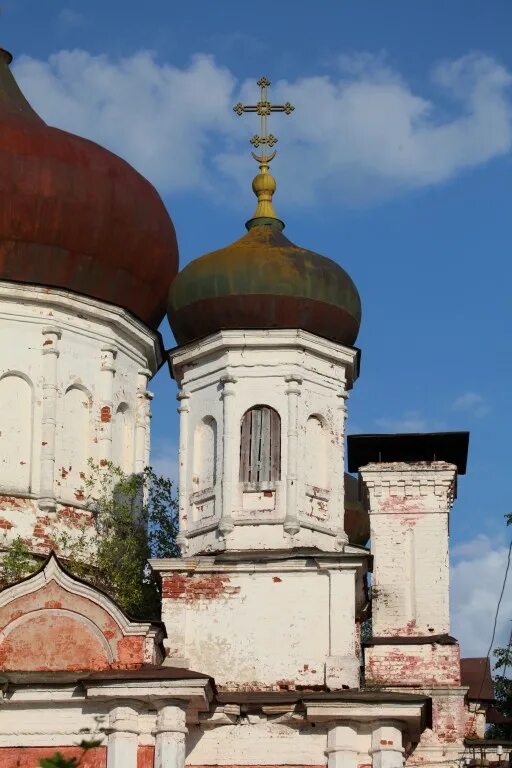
top-left (460, 657), bottom-right (494, 701)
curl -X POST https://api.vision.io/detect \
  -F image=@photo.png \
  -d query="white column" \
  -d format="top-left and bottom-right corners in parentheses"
top-left (326, 722), bottom-right (358, 768)
top-left (176, 389), bottom-right (191, 552)
top-left (99, 345), bottom-right (117, 462)
top-left (370, 722), bottom-right (404, 768)
top-left (326, 569), bottom-right (359, 689)
top-left (135, 368), bottom-right (152, 474)
top-left (107, 702), bottom-right (139, 768)
top-left (154, 702), bottom-right (187, 768)
top-left (283, 375), bottom-right (302, 535)
top-left (39, 326), bottom-right (61, 511)
top-left (334, 388), bottom-right (349, 544)
top-left (219, 374), bottom-right (237, 537)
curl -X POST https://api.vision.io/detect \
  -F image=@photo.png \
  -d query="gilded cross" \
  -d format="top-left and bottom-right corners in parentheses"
top-left (233, 76), bottom-right (294, 163)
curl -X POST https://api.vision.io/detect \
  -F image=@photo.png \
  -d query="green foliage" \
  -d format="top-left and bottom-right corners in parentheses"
top-left (486, 511), bottom-right (512, 738)
top-left (486, 643), bottom-right (512, 739)
top-left (0, 536), bottom-right (39, 585)
top-left (0, 463), bottom-right (179, 620)
top-left (38, 740), bottom-right (103, 767)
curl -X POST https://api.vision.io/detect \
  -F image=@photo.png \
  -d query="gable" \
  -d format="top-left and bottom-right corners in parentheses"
top-left (0, 555), bottom-right (162, 673)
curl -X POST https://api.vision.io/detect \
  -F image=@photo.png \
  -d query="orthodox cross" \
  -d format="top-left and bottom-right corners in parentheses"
top-left (233, 76), bottom-right (294, 163)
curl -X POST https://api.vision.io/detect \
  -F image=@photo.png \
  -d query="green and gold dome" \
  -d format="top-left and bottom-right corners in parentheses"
top-left (167, 80), bottom-right (361, 347)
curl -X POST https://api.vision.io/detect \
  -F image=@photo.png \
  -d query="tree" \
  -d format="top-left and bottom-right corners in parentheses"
top-left (0, 462), bottom-right (179, 620)
top-left (486, 511), bottom-right (512, 739)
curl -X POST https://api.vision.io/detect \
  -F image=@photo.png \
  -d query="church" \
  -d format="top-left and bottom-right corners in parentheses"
top-left (0, 48), bottom-right (497, 768)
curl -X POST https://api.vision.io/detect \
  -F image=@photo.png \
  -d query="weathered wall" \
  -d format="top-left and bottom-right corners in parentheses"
top-left (365, 642), bottom-right (461, 687)
top-left (0, 555), bottom-right (161, 672)
top-left (0, 281), bottom-right (159, 554)
top-left (360, 462), bottom-right (457, 637)
top-left (170, 330), bottom-right (358, 556)
top-left (158, 555), bottom-right (366, 691)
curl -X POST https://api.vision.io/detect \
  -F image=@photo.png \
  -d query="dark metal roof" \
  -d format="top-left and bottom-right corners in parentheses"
top-left (365, 634), bottom-right (458, 646)
top-left (85, 665), bottom-right (211, 682)
top-left (460, 657), bottom-right (494, 701)
top-left (216, 689), bottom-right (431, 705)
top-left (347, 432), bottom-right (469, 474)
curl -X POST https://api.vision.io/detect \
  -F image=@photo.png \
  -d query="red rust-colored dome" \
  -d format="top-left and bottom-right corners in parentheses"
top-left (0, 50), bottom-right (178, 328)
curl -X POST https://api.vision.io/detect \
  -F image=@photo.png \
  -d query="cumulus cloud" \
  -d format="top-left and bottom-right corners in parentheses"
top-left (451, 534), bottom-right (512, 658)
top-left (374, 410), bottom-right (430, 432)
top-left (13, 49), bottom-right (512, 205)
top-left (452, 391), bottom-right (490, 418)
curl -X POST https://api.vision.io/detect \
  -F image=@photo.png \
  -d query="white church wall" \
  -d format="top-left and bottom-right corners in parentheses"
top-left (170, 329), bottom-right (358, 556)
top-left (157, 556), bottom-right (367, 691)
top-left (0, 281), bottom-right (161, 554)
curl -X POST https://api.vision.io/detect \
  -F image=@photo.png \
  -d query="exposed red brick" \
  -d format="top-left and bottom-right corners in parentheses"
top-left (0, 517), bottom-right (13, 530)
top-left (138, 745), bottom-right (155, 768)
top-left (100, 405), bottom-right (111, 423)
top-left (0, 746), bottom-right (106, 767)
top-left (272, 576), bottom-right (282, 583)
top-left (162, 573), bottom-right (241, 601)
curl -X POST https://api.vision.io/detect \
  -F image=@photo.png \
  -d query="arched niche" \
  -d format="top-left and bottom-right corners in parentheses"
top-left (113, 402), bottom-right (132, 473)
top-left (192, 416), bottom-right (217, 491)
top-left (240, 405), bottom-right (281, 484)
top-left (55, 384), bottom-right (92, 499)
top-left (305, 414), bottom-right (329, 491)
top-left (0, 372), bottom-right (33, 492)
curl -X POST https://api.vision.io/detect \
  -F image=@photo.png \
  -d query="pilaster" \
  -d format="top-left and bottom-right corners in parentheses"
top-left (39, 326), bottom-right (61, 511)
top-left (99, 345), bottom-right (117, 462)
top-left (176, 389), bottom-right (191, 552)
top-left (283, 374), bottom-right (302, 536)
top-left (135, 368), bottom-right (152, 474)
top-left (219, 373), bottom-right (237, 537)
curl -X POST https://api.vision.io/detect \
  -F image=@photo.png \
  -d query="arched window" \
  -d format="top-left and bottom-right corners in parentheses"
top-left (240, 406), bottom-right (280, 483)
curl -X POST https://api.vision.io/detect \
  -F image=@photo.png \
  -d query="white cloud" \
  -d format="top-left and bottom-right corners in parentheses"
top-left (451, 534), bottom-right (512, 658)
top-left (374, 410), bottom-right (430, 432)
top-left (452, 391), bottom-right (490, 418)
top-left (150, 438), bottom-right (178, 484)
top-left (13, 49), bottom-right (512, 205)
top-left (14, 50), bottom-right (235, 194)
top-left (58, 9), bottom-right (84, 28)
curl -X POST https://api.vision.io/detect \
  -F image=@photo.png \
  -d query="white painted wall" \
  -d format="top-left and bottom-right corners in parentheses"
top-left (360, 461), bottom-right (457, 637)
top-left (0, 281), bottom-right (161, 550)
top-left (170, 330), bottom-right (358, 556)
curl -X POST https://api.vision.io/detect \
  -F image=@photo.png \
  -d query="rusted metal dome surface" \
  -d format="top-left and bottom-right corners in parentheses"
top-left (0, 50), bottom-right (178, 328)
top-left (168, 224), bottom-right (361, 346)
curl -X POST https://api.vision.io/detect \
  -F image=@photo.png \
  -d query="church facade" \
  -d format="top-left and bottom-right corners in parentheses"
top-left (0, 49), bottom-right (492, 768)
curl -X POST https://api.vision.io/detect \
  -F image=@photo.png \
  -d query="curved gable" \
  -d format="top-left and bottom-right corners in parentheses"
top-left (0, 554), bottom-right (163, 672)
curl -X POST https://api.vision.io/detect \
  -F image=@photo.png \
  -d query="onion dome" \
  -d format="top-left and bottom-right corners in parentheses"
top-left (0, 49), bottom-right (178, 328)
top-left (168, 160), bottom-right (361, 346)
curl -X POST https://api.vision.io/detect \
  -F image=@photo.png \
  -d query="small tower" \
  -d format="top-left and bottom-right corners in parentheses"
top-left (167, 79), bottom-right (364, 557)
top-left (158, 78), bottom-right (369, 691)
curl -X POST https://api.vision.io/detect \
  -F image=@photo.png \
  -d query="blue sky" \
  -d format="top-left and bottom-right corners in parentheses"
top-left (4, 1), bottom-right (511, 654)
